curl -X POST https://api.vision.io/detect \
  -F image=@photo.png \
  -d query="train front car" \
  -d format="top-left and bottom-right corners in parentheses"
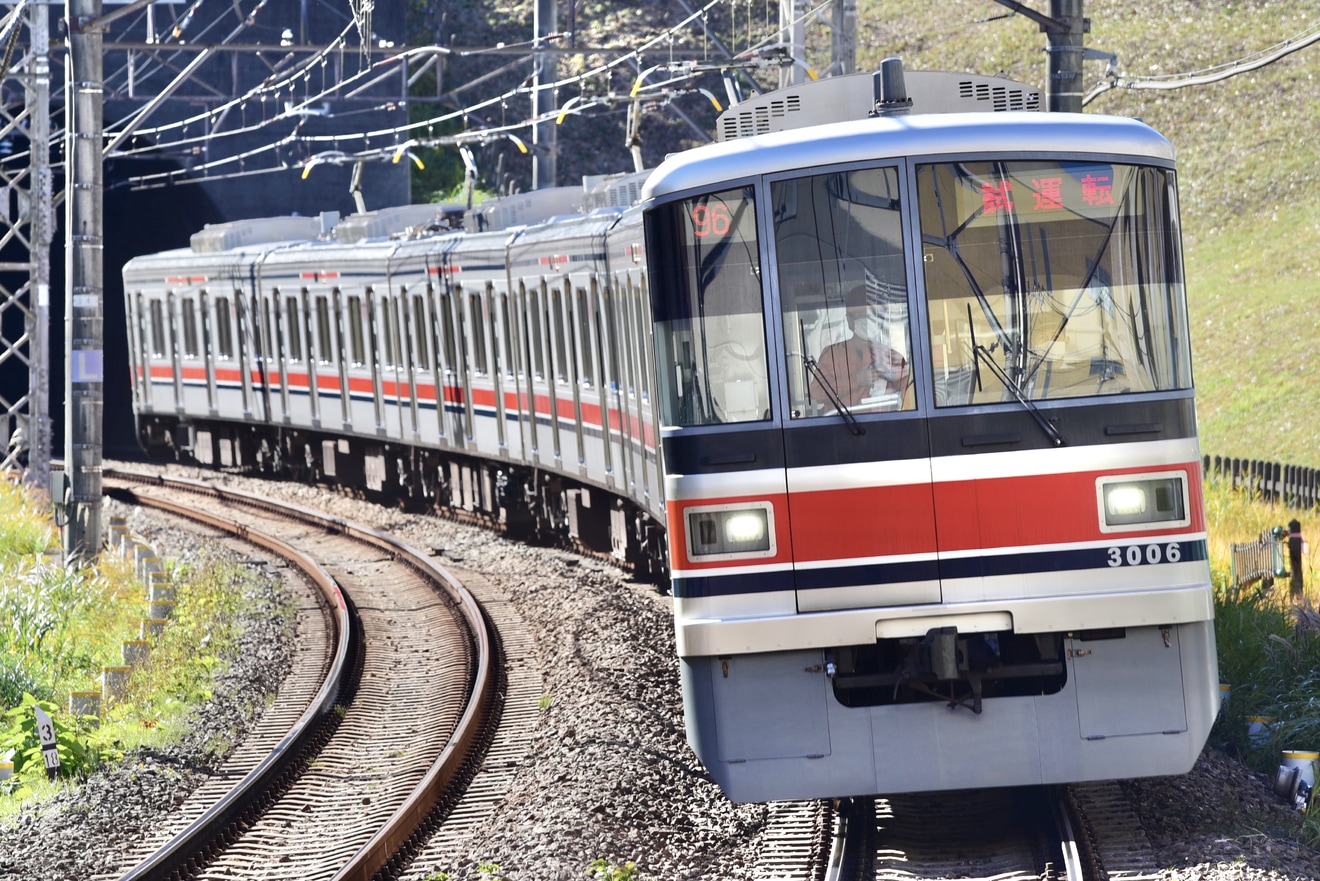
top-left (642, 101), bottom-right (1217, 801)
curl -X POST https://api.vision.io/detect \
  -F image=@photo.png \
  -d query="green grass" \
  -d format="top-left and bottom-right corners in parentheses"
top-left (0, 472), bottom-right (284, 813)
top-left (0, 476), bottom-right (55, 559)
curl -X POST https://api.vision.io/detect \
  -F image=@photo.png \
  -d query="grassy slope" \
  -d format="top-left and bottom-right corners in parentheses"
top-left (859, 0), bottom-right (1320, 463)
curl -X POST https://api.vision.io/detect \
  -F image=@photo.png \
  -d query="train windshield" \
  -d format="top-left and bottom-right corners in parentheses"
top-left (917, 160), bottom-right (1192, 406)
top-left (646, 186), bottom-right (771, 427)
top-left (773, 165), bottom-right (914, 419)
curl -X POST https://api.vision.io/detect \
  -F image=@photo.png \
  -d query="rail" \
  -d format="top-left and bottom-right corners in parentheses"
top-left (104, 469), bottom-right (499, 881)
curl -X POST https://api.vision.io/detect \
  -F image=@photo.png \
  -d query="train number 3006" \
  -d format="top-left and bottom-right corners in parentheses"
top-left (1106, 543), bottom-right (1182, 567)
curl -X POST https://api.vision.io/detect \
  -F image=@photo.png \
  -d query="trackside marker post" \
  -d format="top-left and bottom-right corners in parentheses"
top-left (34, 706), bottom-right (59, 780)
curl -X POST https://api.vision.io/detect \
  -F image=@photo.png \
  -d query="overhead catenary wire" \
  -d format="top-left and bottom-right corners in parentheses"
top-left (44, 0), bottom-right (816, 188)
top-left (1083, 20), bottom-right (1320, 105)
top-left (117, 0), bottom-right (770, 187)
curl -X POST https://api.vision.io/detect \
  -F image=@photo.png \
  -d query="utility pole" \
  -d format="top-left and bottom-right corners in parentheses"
top-left (1046, 0), bottom-right (1085, 112)
top-left (30, 5), bottom-right (52, 488)
top-left (991, 0), bottom-right (1087, 112)
top-left (532, 0), bottom-right (556, 189)
top-left (65, 0), bottom-right (104, 564)
top-left (830, 0), bottom-right (857, 77)
top-left (779, 0), bottom-right (807, 87)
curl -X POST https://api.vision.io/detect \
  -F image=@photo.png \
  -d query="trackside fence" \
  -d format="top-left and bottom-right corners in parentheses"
top-left (1202, 455), bottom-right (1320, 511)
top-left (1204, 456), bottom-right (1310, 595)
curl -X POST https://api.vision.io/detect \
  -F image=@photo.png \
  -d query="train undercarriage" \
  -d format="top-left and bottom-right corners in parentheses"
top-left (136, 414), bottom-right (669, 578)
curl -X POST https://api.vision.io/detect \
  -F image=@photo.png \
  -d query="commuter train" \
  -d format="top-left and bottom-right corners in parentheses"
top-left (125, 65), bottom-right (1219, 802)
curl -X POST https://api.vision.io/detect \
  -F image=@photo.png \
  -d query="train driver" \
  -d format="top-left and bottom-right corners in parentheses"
top-left (808, 284), bottom-right (909, 411)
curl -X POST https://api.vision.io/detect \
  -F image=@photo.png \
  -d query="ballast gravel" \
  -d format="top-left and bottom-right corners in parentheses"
top-left (3, 463), bottom-right (1319, 880)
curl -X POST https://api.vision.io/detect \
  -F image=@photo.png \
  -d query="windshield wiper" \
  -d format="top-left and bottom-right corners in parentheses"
top-left (971, 342), bottom-right (1067, 447)
top-left (803, 356), bottom-right (865, 436)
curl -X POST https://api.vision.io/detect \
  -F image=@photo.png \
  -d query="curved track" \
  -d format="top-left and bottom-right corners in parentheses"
top-left (101, 470), bottom-right (500, 881)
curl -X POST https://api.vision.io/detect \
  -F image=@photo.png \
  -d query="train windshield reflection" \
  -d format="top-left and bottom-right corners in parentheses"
top-left (917, 160), bottom-right (1192, 406)
top-left (647, 186), bottom-right (771, 428)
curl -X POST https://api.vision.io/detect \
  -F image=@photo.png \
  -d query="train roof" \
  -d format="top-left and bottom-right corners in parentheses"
top-left (641, 111), bottom-right (1174, 203)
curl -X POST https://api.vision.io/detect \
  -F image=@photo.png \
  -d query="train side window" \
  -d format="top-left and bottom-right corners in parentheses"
top-left (390, 295), bottom-right (406, 368)
top-left (528, 282), bottom-right (546, 379)
top-left (552, 283), bottom-right (569, 384)
top-left (772, 166), bottom-right (913, 419)
top-left (597, 279), bottom-right (620, 391)
top-left (148, 299), bottom-right (166, 356)
top-left (646, 186), bottom-right (769, 426)
top-left (412, 292), bottom-right (430, 370)
top-left (617, 275), bottom-right (637, 398)
top-left (259, 297), bottom-right (273, 361)
top-left (181, 298), bottom-right (199, 356)
top-left (498, 292), bottom-right (515, 378)
top-left (439, 289), bottom-right (458, 374)
top-left (576, 286), bottom-right (594, 387)
top-left (214, 295), bottom-right (234, 359)
top-left (315, 295), bottom-right (333, 364)
top-left (247, 296), bottom-right (262, 358)
top-left (285, 295), bottom-right (302, 362)
top-left (347, 295), bottom-right (365, 365)
top-left (634, 279), bottom-right (650, 400)
top-left (469, 292), bottom-right (488, 375)
top-left (270, 289), bottom-right (283, 359)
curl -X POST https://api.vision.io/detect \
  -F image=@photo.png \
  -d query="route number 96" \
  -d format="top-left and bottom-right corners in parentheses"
top-left (1107, 543), bottom-right (1182, 567)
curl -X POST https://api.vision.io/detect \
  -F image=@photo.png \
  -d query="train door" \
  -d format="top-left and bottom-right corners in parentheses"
top-left (364, 288), bottom-right (386, 431)
top-left (435, 280), bottom-right (465, 444)
top-left (591, 277), bottom-right (618, 486)
top-left (531, 280), bottom-right (560, 466)
top-left (235, 290), bottom-right (265, 421)
top-left (462, 286), bottom-right (496, 449)
top-left (614, 274), bottom-right (640, 497)
top-left (483, 284), bottom-right (507, 450)
top-left (316, 291), bottom-right (344, 427)
top-left (126, 291), bottom-right (145, 411)
top-left (144, 294), bottom-right (170, 412)
top-left (233, 291), bottom-right (249, 418)
top-left (380, 290), bottom-right (403, 438)
top-left (278, 290), bottom-right (305, 423)
top-left (513, 281), bottom-right (538, 460)
top-left (267, 289), bottom-right (291, 422)
top-left (402, 286), bottom-right (424, 439)
top-left (198, 291), bottom-right (218, 413)
top-left (163, 292), bottom-right (184, 410)
top-left (343, 291), bottom-right (371, 431)
top-left (418, 281), bottom-right (445, 444)
top-left (299, 289), bottom-right (320, 426)
top-left (494, 286), bottom-right (520, 456)
top-left (769, 163), bottom-right (940, 612)
top-left (628, 274), bottom-right (655, 504)
top-left (558, 280), bottom-right (585, 470)
top-left (258, 292), bottom-right (278, 421)
top-left (332, 288), bottom-right (351, 428)
top-left (453, 284), bottom-right (476, 446)
top-left (178, 295), bottom-right (204, 414)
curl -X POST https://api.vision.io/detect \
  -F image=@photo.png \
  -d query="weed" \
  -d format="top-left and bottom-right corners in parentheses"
top-left (587, 858), bottom-right (646, 881)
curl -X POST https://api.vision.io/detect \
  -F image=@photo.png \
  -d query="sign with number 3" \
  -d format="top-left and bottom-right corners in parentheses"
top-left (34, 706), bottom-right (60, 780)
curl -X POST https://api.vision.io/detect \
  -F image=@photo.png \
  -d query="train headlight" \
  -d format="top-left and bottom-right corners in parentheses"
top-left (1097, 473), bottom-right (1190, 532)
top-left (686, 503), bottom-right (774, 559)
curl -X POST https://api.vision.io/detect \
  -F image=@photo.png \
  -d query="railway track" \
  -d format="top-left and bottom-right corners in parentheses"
top-left (760, 782), bottom-right (1161, 881)
top-left (99, 469), bottom-right (502, 881)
